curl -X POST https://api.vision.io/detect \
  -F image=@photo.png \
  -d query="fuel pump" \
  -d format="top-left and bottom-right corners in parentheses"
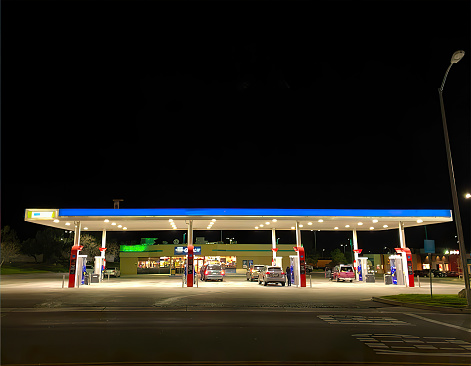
top-left (357, 257), bottom-right (368, 282)
top-left (77, 254), bottom-right (88, 285)
top-left (94, 256), bottom-right (104, 281)
top-left (389, 255), bottom-right (404, 285)
top-left (293, 246), bottom-right (306, 287)
top-left (274, 257), bottom-right (283, 267)
top-left (94, 247), bottom-right (107, 282)
top-left (186, 244), bottom-right (194, 287)
top-left (289, 255), bottom-right (299, 286)
top-left (353, 249), bottom-right (363, 281)
top-left (395, 248), bottom-right (414, 287)
top-left (68, 245), bottom-right (83, 288)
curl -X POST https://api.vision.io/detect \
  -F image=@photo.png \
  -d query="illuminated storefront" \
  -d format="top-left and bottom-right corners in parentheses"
top-left (120, 243), bottom-right (296, 275)
top-left (137, 257), bottom-right (171, 274)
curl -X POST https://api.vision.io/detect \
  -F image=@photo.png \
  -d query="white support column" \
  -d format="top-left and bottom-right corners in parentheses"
top-left (74, 221), bottom-right (81, 247)
top-left (398, 221), bottom-right (410, 286)
top-left (295, 221), bottom-right (302, 247)
top-left (101, 229), bottom-right (107, 251)
top-left (398, 221), bottom-right (406, 248)
top-left (73, 221), bottom-right (81, 287)
top-left (272, 228), bottom-right (277, 265)
top-left (96, 229), bottom-right (107, 280)
top-left (352, 229), bottom-right (359, 281)
top-left (187, 220), bottom-right (193, 246)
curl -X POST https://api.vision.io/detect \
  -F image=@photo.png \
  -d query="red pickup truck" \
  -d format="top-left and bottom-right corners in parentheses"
top-left (332, 265), bottom-right (355, 282)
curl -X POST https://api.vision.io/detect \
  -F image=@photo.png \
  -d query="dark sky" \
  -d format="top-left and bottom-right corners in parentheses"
top-left (1, 1), bottom-right (470, 251)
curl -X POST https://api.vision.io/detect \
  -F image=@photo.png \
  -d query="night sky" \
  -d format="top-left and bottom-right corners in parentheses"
top-left (2, 1), bottom-right (470, 253)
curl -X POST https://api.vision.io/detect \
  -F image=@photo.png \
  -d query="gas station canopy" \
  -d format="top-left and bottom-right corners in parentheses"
top-left (25, 208), bottom-right (452, 232)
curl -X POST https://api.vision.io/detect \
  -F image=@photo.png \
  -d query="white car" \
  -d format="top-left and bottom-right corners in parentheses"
top-left (103, 266), bottom-right (121, 277)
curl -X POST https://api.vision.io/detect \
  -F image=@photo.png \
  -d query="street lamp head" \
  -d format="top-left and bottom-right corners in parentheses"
top-left (450, 50), bottom-right (465, 64)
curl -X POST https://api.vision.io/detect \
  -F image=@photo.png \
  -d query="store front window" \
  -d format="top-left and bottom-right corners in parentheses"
top-left (205, 256), bottom-right (237, 273)
top-left (171, 256), bottom-right (185, 274)
top-left (137, 257), bottom-right (170, 274)
top-left (136, 255), bottom-right (238, 274)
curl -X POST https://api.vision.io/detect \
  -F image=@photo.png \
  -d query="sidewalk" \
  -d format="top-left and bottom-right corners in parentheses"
top-left (372, 296), bottom-right (471, 314)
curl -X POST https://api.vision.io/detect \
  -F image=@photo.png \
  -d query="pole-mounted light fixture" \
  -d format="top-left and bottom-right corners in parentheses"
top-left (438, 50), bottom-right (470, 307)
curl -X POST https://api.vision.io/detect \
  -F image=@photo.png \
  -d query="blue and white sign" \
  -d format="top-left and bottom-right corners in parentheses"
top-left (424, 240), bottom-right (435, 254)
top-left (174, 246), bottom-right (201, 255)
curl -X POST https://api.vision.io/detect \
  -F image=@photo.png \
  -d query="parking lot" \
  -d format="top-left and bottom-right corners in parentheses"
top-left (1, 272), bottom-right (465, 310)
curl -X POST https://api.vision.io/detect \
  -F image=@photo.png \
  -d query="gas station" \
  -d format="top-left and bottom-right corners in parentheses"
top-left (24, 208), bottom-right (453, 289)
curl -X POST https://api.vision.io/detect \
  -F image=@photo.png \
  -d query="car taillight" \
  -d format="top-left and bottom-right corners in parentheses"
top-left (205, 270), bottom-right (208, 275)
top-left (221, 270), bottom-right (225, 275)
top-left (281, 272), bottom-right (285, 275)
top-left (266, 272), bottom-right (271, 275)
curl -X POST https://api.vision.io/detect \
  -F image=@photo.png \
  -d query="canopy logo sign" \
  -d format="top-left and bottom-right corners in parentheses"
top-left (174, 246), bottom-right (201, 255)
top-left (27, 211), bottom-right (56, 219)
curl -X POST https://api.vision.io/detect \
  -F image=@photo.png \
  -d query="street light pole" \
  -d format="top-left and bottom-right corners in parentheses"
top-left (438, 50), bottom-right (470, 307)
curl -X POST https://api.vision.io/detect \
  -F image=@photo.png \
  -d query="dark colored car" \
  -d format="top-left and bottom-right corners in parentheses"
top-left (431, 269), bottom-right (447, 278)
top-left (246, 265), bottom-right (265, 281)
top-left (445, 271), bottom-right (459, 277)
top-left (413, 270), bottom-right (428, 277)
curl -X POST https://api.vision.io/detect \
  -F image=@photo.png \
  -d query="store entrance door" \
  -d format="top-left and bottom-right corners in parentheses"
top-left (195, 257), bottom-right (205, 273)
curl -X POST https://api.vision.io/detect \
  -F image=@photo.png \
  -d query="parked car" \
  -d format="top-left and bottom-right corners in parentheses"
top-left (258, 266), bottom-right (286, 286)
top-left (331, 264), bottom-right (354, 282)
top-left (246, 264), bottom-right (265, 281)
top-left (431, 269), bottom-right (447, 278)
top-left (103, 266), bottom-right (121, 277)
top-left (413, 269), bottom-right (429, 277)
top-left (445, 271), bottom-right (459, 277)
top-left (201, 263), bottom-right (225, 282)
top-left (305, 264), bottom-right (314, 273)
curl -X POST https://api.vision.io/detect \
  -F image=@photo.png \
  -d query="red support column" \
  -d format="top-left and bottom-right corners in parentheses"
top-left (187, 245), bottom-right (194, 287)
top-left (68, 245), bottom-right (83, 288)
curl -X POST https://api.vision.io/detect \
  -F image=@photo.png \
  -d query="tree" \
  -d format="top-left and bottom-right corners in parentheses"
top-left (79, 234), bottom-right (100, 258)
top-left (21, 237), bottom-right (41, 262)
top-left (306, 253), bottom-right (319, 267)
top-left (1, 226), bottom-right (21, 265)
top-left (104, 240), bottom-right (120, 262)
top-left (329, 248), bottom-right (347, 267)
top-left (35, 228), bottom-right (69, 264)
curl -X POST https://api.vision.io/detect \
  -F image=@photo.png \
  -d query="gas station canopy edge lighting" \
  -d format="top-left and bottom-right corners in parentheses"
top-left (24, 208), bottom-right (453, 232)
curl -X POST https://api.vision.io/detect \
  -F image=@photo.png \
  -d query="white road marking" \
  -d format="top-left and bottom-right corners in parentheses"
top-left (406, 313), bottom-right (471, 333)
top-left (319, 315), bottom-right (412, 325)
top-left (353, 333), bottom-right (471, 357)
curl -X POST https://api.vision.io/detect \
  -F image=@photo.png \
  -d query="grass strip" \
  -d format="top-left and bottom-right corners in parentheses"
top-left (381, 294), bottom-right (467, 308)
top-left (1, 263), bottom-right (69, 275)
top-left (1, 267), bottom-right (50, 275)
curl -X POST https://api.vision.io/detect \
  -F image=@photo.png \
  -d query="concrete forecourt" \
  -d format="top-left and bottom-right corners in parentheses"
top-left (2, 272), bottom-right (470, 365)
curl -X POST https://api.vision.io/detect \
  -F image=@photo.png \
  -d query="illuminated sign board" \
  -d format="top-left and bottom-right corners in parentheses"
top-left (27, 210), bottom-right (56, 219)
top-left (174, 246), bottom-right (201, 255)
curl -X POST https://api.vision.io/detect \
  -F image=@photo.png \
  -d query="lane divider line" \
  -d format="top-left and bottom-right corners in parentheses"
top-left (406, 313), bottom-right (471, 333)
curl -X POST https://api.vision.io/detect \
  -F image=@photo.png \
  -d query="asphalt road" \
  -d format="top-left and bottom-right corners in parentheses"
top-left (1, 273), bottom-right (470, 365)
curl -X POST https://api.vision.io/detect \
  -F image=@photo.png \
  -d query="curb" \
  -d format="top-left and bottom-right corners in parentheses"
top-left (371, 296), bottom-right (471, 314)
